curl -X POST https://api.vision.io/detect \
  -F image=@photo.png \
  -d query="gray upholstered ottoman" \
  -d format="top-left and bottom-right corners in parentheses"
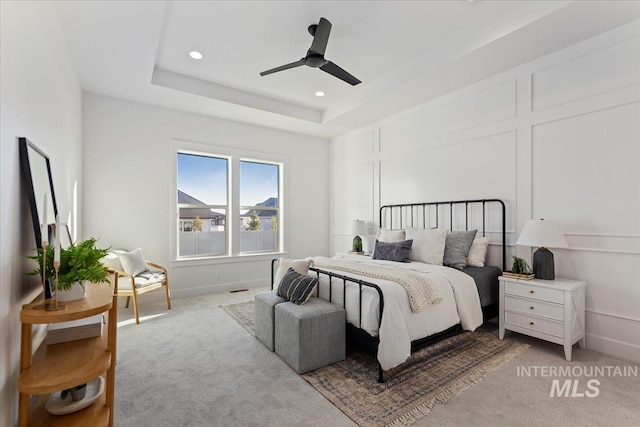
top-left (254, 291), bottom-right (287, 351)
top-left (274, 299), bottom-right (346, 374)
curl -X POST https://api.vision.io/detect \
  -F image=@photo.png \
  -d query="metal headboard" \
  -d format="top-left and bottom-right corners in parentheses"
top-left (379, 199), bottom-right (506, 271)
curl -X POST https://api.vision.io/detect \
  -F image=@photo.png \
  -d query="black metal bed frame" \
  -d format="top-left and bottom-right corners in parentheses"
top-left (272, 199), bottom-right (506, 383)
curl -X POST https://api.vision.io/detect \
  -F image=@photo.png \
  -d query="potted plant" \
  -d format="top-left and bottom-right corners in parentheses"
top-left (28, 237), bottom-right (110, 301)
top-left (509, 255), bottom-right (533, 279)
top-left (60, 383), bottom-right (87, 401)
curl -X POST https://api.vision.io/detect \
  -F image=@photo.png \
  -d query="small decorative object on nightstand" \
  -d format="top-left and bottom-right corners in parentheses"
top-left (351, 219), bottom-right (367, 254)
top-left (516, 219), bottom-right (568, 280)
top-left (499, 275), bottom-right (585, 361)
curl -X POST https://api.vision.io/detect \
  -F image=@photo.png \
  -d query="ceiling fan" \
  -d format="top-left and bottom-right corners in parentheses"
top-left (260, 17), bottom-right (361, 86)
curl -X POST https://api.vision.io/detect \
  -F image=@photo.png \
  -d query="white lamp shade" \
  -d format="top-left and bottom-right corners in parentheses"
top-left (516, 219), bottom-right (568, 249)
top-left (351, 220), bottom-right (368, 237)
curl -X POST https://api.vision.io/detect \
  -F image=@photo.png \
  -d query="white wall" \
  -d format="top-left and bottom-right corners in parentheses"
top-left (82, 94), bottom-right (330, 297)
top-left (0, 2), bottom-right (82, 425)
top-left (330, 21), bottom-right (640, 362)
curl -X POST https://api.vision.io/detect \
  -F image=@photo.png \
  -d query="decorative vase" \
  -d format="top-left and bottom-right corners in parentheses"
top-left (57, 281), bottom-right (87, 302)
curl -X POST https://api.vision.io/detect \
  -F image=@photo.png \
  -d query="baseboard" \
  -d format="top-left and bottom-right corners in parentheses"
top-left (585, 333), bottom-right (640, 363)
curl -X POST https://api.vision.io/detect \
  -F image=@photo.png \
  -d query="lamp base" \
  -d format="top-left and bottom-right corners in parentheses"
top-left (533, 247), bottom-right (555, 280)
top-left (352, 235), bottom-right (362, 253)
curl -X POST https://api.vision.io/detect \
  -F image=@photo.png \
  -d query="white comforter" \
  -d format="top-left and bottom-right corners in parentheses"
top-left (314, 254), bottom-right (483, 371)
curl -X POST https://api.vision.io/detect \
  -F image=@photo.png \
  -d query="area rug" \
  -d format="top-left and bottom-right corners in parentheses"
top-left (222, 300), bottom-right (529, 427)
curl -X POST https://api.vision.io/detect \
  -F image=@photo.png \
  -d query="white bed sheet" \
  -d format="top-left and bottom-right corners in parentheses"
top-left (312, 254), bottom-right (483, 371)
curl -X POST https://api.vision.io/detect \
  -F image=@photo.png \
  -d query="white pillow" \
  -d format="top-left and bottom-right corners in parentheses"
top-left (467, 237), bottom-right (490, 267)
top-left (378, 229), bottom-right (406, 243)
top-left (118, 248), bottom-right (149, 277)
top-left (274, 258), bottom-right (313, 286)
top-left (404, 227), bottom-right (447, 265)
top-left (101, 251), bottom-right (123, 272)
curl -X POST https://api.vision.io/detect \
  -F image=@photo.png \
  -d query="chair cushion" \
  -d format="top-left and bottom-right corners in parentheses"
top-left (117, 272), bottom-right (165, 290)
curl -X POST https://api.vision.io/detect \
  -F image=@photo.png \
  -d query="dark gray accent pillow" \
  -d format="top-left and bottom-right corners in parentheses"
top-left (277, 268), bottom-right (318, 305)
top-left (372, 239), bottom-right (413, 263)
top-left (443, 230), bottom-right (478, 270)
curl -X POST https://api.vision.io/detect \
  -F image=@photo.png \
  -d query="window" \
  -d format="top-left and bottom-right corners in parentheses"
top-left (240, 161), bottom-right (279, 253)
top-left (175, 146), bottom-right (283, 260)
top-left (177, 153), bottom-right (228, 257)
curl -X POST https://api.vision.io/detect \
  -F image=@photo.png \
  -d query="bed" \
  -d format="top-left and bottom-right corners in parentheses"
top-left (272, 199), bottom-right (506, 382)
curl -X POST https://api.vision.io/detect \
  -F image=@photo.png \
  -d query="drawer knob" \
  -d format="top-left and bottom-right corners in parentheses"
top-left (529, 322), bottom-right (534, 326)
top-left (530, 306), bottom-right (534, 310)
top-left (530, 290), bottom-right (534, 294)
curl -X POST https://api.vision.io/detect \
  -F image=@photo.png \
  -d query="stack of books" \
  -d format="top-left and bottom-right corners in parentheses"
top-left (45, 314), bottom-right (104, 345)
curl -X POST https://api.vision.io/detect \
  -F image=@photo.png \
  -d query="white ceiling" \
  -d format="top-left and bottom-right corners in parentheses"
top-left (54, 1), bottom-right (640, 138)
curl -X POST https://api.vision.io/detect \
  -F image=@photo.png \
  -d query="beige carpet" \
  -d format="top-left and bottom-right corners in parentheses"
top-left (222, 300), bottom-right (529, 427)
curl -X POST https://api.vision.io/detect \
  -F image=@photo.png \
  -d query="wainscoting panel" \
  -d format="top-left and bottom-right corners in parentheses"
top-left (556, 250), bottom-right (640, 321)
top-left (531, 101), bottom-right (639, 236)
top-left (379, 131), bottom-right (517, 212)
top-left (379, 80), bottom-right (516, 152)
top-left (333, 129), bottom-right (375, 164)
top-left (585, 311), bottom-right (640, 363)
top-left (532, 35), bottom-right (640, 111)
top-left (332, 162), bottom-right (375, 236)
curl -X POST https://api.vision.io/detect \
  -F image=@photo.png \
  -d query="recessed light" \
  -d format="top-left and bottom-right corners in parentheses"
top-left (189, 51), bottom-right (203, 60)
top-left (315, 91), bottom-right (325, 97)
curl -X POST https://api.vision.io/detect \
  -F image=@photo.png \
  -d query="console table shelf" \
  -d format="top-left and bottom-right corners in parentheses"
top-left (18, 281), bottom-right (117, 427)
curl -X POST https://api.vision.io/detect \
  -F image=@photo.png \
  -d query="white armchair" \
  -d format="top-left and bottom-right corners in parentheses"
top-left (102, 249), bottom-right (171, 324)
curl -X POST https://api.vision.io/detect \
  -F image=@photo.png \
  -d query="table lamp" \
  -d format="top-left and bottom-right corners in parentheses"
top-left (516, 219), bottom-right (568, 280)
top-left (351, 220), bottom-right (367, 253)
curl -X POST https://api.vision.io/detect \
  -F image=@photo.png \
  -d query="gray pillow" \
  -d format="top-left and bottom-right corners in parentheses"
top-left (277, 268), bottom-right (318, 305)
top-left (372, 239), bottom-right (413, 263)
top-left (443, 230), bottom-right (477, 270)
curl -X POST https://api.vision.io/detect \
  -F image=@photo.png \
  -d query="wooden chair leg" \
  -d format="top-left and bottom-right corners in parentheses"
top-left (125, 296), bottom-right (131, 308)
top-left (131, 291), bottom-right (140, 324)
top-left (164, 280), bottom-right (171, 310)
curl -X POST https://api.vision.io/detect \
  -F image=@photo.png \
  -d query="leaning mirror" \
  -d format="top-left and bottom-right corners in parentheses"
top-left (19, 137), bottom-right (59, 252)
top-left (20, 137), bottom-right (59, 298)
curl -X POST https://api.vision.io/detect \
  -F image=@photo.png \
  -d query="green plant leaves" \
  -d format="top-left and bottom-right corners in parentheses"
top-left (26, 238), bottom-right (110, 290)
top-left (511, 255), bottom-right (532, 275)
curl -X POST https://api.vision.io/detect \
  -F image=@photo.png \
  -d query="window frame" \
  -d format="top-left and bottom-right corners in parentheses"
top-left (170, 140), bottom-right (286, 266)
top-left (239, 159), bottom-right (280, 254)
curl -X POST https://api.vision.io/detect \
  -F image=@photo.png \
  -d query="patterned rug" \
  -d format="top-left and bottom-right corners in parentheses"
top-left (222, 300), bottom-right (529, 427)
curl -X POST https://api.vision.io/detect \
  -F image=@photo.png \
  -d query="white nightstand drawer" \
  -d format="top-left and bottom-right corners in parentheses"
top-left (504, 281), bottom-right (564, 304)
top-left (504, 296), bottom-right (564, 321)
top-left (505, 311), bottom-right (564, 338)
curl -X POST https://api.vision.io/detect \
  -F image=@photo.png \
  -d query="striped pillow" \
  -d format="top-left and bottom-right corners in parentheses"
top-left (277, 268), bottom-right (318, 305)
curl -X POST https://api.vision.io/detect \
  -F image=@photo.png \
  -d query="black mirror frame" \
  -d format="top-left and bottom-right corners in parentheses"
top-left (19, 137), bottom-right (59, 249)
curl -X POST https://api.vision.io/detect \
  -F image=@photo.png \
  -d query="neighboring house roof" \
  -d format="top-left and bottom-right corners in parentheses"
top-left (178, 190), bottom-right (225, 220)
top-left (241, 197), bottom-right (278, 218)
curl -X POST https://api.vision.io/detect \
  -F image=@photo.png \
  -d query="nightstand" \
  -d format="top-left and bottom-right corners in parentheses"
top-left (499, 276), bottom-right (586, 361)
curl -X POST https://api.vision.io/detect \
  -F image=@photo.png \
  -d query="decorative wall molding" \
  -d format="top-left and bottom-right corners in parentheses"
top-left (330, 22), bottom-right (640, 363)
top-left (586, 309), bottom-right (640, 324)
top-left (531, 35), bottom-right (640, 111)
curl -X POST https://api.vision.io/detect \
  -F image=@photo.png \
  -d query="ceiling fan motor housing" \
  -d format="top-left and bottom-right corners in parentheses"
top-left (305, 54), bottom-right (326, 68)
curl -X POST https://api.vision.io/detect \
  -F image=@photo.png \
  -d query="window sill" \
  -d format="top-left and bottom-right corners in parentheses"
top-left (171, 252), bottom-right (287, 268)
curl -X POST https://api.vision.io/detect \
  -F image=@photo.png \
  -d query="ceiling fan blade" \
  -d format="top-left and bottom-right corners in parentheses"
top-left (320, 61), bottom-right (361, 86)
top-left (309, 17), bottom-right (331, 56)
top-left (260, 59), bottom-right (305, 76)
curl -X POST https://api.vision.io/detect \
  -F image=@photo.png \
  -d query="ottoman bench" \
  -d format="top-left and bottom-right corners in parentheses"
top-left (254, 291), bottom-right (287, 351)
top-left (274, 298), bottom-right (346, 374)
